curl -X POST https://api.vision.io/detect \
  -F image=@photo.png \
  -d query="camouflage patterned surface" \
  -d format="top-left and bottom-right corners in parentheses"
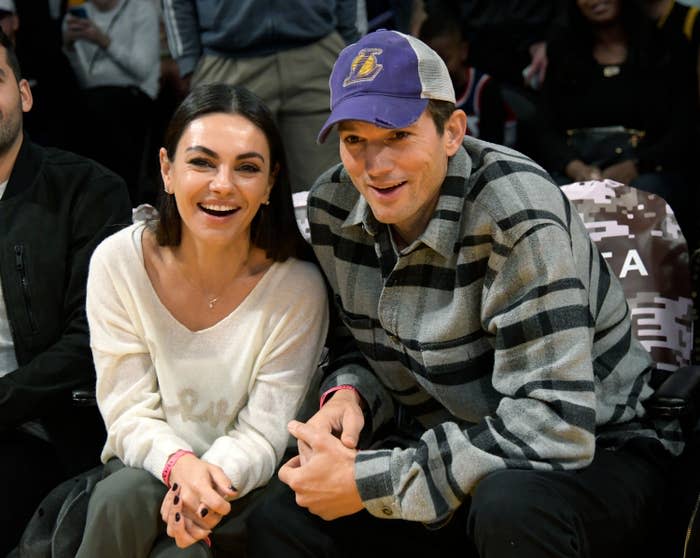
top-left (562, 180), bottom-right (693, 373)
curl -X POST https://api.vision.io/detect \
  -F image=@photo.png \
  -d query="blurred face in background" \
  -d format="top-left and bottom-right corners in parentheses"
top-left (576, 0), bottom-right (622, 25)
top-left (426, 30), bottom-right (469, 95)
top-left (0, 11), bottom-right (18, 44)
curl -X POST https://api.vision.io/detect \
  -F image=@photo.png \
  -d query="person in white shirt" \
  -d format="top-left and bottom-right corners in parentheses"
top-left (75, 83), bottom-right (329, 558)
top-left (62, 0), bottom-right (160, 204)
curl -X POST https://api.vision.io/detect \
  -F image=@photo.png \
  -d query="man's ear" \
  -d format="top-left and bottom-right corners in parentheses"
top-left (18, 78), bottom-right (32, 113)
top-left (443, 109), bottom-right (467, 156)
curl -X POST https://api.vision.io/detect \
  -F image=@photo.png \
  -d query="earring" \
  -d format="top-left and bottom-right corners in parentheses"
top-left (263, 200), bottom-right (270, 205)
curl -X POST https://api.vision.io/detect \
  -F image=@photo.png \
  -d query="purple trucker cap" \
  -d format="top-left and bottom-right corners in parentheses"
top-left (317, 29), bottom-right (456, 143)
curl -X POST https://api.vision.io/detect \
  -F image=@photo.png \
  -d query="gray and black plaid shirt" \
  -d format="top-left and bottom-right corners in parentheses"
top-left (308, 136), bottom-right (682, 526)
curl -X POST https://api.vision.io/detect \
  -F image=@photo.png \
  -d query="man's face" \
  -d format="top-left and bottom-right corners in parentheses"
top-left (338, 109), bottom-right (465, 245)
top-left (0, 46), bottom-right (30, 157)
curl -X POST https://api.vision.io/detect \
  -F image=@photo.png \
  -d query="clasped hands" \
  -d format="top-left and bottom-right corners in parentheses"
top-left (566, 159), bottom-right (639, 184)
top-left (279, 389), bottom-right (366, 520)
top-left (159, 454), bottom-right (237, 549)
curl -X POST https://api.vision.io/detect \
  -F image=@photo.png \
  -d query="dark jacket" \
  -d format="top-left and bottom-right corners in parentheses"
top-left (0, 137), bottom-right (131, 473)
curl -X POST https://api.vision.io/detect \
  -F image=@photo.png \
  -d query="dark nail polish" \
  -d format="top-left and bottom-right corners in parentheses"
top-left (174, 496), bottom-right (180, 505)
top-left (200, 508), bottom-right (208, 518)
top-left (175, 512), bottom-right (180, 522)
top-left (171, 483), bottom-right (178, 491)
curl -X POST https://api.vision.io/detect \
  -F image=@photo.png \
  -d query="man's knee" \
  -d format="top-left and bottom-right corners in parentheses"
top-left (468, 469), bottom-right (585, 554)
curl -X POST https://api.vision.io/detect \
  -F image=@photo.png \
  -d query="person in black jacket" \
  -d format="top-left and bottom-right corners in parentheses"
top-left (0, 28), bottom-right (132, 555)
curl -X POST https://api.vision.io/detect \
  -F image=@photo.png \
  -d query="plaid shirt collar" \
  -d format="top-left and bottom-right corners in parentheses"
top-left (340, 144), bottom-right (473, 259)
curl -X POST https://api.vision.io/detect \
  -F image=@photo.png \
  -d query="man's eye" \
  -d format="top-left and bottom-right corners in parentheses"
top-left (343, 135), bottom-right (361, 145)
top-left (392, 131), bottom-right (409, 140)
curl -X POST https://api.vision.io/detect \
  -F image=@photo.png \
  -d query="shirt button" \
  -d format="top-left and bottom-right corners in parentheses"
top-left (381, 507), bottom-right (393, 516)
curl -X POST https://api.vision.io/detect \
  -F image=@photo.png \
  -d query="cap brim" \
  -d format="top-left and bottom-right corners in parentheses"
top-left (317, 95), bottom-right (429, 143)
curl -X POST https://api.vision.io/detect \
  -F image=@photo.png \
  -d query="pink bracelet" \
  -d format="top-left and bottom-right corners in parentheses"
top-left (319, 384), bottom-right (358, 408)
top-left (162, 449), bottom-right (195, 487)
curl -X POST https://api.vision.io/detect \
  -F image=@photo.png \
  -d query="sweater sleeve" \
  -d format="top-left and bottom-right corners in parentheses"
top-left (87, 233), bottom-right (192, 481)
top-left (200, 262), bottom-right (330, 496)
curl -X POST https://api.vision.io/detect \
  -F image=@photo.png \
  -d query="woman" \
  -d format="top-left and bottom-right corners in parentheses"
top-left (62, 0), bottom-right (160, 204)
top-left (531, 0), bottom-right (696, 245)
top-left (75, 83), bottom-right (329, 557)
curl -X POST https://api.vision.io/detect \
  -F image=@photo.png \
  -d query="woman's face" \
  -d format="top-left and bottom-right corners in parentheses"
top-left (576, 0), bottom-right (622, 24)
top-left (160, 112), bottom-right (276, 249)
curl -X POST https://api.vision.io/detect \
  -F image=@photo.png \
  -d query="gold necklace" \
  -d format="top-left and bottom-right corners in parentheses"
top-left (207, 296), bottom-right (219, 309)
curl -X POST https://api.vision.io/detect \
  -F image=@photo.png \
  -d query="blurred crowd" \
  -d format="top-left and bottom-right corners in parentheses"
top-left (6, 0), bottom-right (699, 248)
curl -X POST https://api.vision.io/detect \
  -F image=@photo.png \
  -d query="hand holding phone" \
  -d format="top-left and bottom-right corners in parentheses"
top-left (68, 5), bottom-right (88, 18)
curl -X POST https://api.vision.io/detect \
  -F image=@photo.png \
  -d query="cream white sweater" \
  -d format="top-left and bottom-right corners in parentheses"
top-left (86, 223), bottom-right (329, 495)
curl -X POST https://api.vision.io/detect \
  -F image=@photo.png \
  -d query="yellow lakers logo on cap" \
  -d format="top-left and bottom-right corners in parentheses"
top-left (343, 48), bottom-right (383, 87)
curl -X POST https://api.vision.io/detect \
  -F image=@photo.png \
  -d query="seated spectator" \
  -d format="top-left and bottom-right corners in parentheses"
top-left (0, 28), bottom-right (131, 555)
top-left (74, 83), bottom-right (329, 557)
top-left (530, 0), bottom-right (697, 249)
top-left (62, 0), bottom-right (160, 205)
top-left (418, 7), bottom-right (515, 146)
top-left (246, 28), bottom-right (680, 558)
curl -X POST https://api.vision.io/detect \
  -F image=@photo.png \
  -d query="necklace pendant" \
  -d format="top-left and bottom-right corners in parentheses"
top-left (208, 297), bottom-right (218, 309)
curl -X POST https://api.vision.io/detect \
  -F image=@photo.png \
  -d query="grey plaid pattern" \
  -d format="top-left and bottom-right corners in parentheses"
top-left (309, 136), bottom-right (682, 525)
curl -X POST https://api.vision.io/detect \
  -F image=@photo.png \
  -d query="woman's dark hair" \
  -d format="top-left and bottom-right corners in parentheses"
top-left (561, 0), bottom-right (655, 66)
top-left (155, 83), bottom-right (312, 263)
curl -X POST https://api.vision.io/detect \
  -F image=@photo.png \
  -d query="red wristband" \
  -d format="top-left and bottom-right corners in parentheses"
top-left (161, 449), bottom-right (195, 487)
top-left (319, 384), bottom-right (358, 408)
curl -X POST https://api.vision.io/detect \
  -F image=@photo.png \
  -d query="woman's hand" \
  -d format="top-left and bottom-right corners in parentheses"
top-left (565, 159), bottom-right (602, 182)
top-left (602, 160), bottom-right (639, 185)
top-left (63, 14), bottom-right (111, 49)
top-left (160, 454), bottom-right (238, 547)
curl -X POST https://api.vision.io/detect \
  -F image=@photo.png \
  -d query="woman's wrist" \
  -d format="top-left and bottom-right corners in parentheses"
top-left (162, 449), bottom-right (195, 487)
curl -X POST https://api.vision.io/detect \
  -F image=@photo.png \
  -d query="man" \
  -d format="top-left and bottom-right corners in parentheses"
top-left (161, 0), bottom-right (359, 193)
top-left (247, 29), bottom-right (681, 558)
top-left (0, 28), bottom-right (131, 554)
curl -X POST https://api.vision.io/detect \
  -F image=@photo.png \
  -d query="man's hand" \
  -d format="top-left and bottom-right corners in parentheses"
top-left (281, 420), bottom-right (363, 520)
top-left (524, 41), bottom-right (548, 90)
top-left (160, 454), bottom-right (237, 547)
top-left (298, 388), bottom-right (365, 464)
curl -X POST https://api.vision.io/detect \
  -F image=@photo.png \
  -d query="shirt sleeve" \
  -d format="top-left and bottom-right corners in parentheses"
top-left (161, 0), bottom-right (202, 77)
top-left (102, 1), bottom-right (160, 83)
